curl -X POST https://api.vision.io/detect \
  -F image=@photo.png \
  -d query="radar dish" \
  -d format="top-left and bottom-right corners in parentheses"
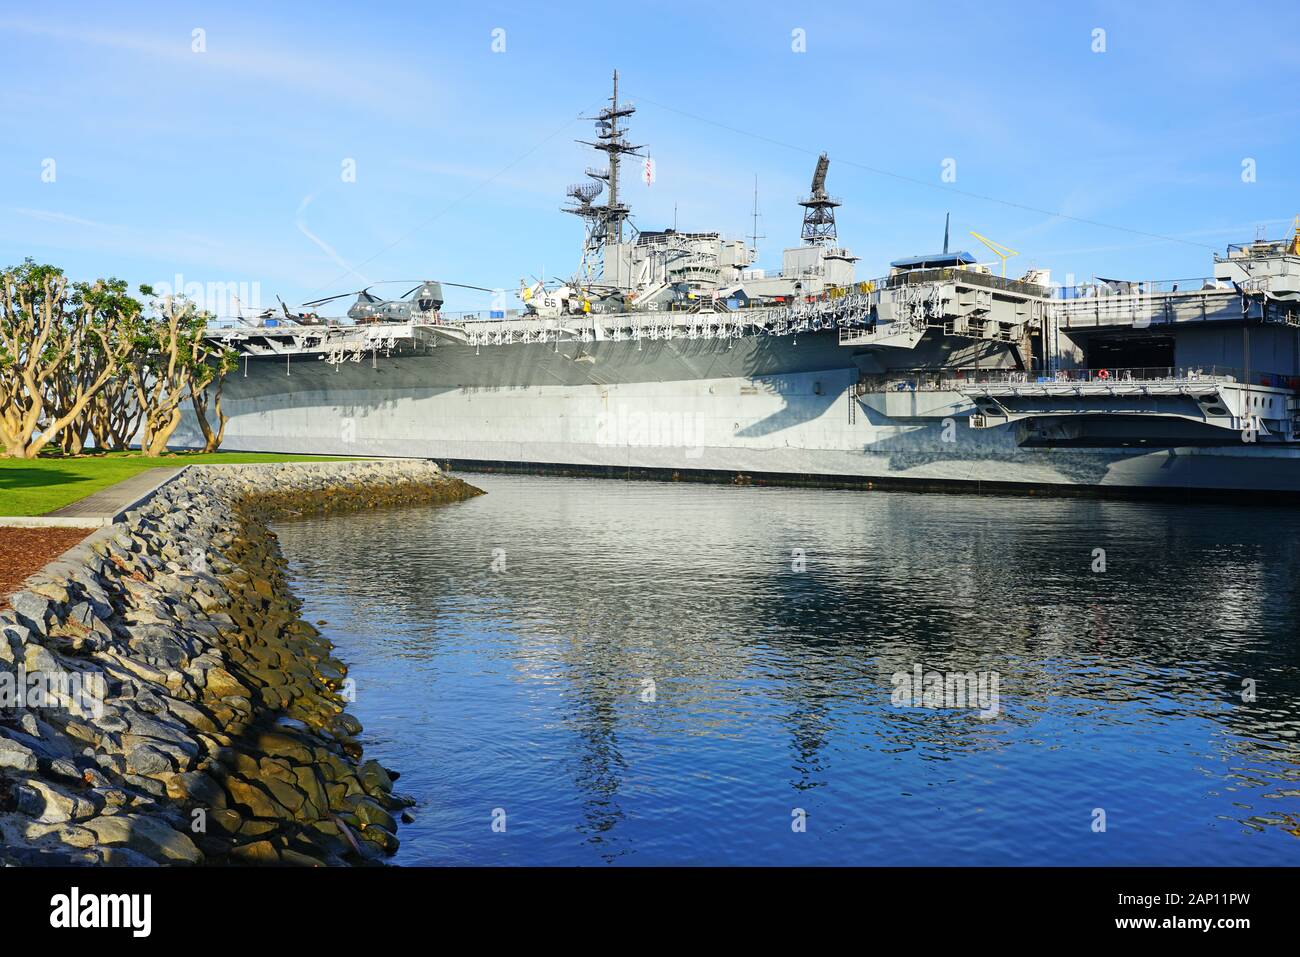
top-left (567, 182), bottom-right (603, 204)
top-left (810, 154), bottom-right (830, 198)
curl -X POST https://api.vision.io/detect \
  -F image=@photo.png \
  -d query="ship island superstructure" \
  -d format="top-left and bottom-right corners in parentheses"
top-left (196, 74), bottom-right (1300, 496)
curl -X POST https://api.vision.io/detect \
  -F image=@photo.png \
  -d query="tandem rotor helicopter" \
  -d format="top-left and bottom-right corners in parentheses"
top-left (298, 279), bottom-right (498, 324)
top-left (289, 276), bottom-right (612, 325)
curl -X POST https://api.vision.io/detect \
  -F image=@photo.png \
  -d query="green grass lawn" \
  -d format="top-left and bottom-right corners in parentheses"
top-left (0, 451), bottom-right (360, 517)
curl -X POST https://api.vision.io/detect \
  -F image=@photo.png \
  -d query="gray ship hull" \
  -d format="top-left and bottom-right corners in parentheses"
top-left (188, 331), bottom-right (1300, 496)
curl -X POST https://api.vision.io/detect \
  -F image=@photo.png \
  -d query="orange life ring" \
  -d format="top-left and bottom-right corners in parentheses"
top-left (1098, 368), bottom-right (1110, 380)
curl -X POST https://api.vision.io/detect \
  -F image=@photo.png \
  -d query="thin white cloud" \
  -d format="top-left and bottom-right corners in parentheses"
top-left (393, 158), bottom-right (566, 202)
top-left (14, 208), bottom-right (111, 229)
top-left (0, 17), bottom-right (427, 112)
top-left (295, 194), bottom-right (370, 288)
top-left (0, 214), bottom-right (321, 295)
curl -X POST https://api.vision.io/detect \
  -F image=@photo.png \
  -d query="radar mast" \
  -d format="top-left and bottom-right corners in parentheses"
top-left (565, 71), bottom-right (646, 285)
top-left (799, 153), bottom-right (840, 245)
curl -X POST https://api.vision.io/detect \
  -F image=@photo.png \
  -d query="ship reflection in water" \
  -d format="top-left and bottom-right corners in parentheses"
top-left (274, 476), bottom-right (1300, 865)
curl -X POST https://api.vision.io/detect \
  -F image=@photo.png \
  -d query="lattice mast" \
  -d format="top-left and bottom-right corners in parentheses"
top-left (748, 174), bottom-right (765, 262)
top-left (564, 71), bottom-right (646, 282)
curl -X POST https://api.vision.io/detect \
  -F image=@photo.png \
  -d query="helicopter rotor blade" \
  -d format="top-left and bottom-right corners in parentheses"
top-left (300, 289), bottom-right (365, 308)
top-left (402, 281), bottom-right (495, 298)
top-left (305, 277), bottom-right (495, 307)
top-left (302, 282), bottom-right (402, 308)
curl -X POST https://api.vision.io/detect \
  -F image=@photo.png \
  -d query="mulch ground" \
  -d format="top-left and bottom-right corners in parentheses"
top-left (0, 527), bottom-right (90, 609)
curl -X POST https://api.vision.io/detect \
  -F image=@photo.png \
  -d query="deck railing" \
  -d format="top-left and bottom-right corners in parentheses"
top-left (860, 366), bottom-right (1300, 394)
top-left (1053, 278), bottom-right (1225, 299)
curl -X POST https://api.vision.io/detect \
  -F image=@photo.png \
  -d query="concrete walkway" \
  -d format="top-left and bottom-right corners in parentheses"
top-left (1, 467), bottom-right (183, 528)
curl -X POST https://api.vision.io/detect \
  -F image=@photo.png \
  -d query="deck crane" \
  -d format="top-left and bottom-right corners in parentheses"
top-left (970, 231), bottom-right (1019, 278)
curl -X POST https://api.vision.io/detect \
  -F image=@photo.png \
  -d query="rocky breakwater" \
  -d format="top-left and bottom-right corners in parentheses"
top-left (0, 460), bottom-right (483, 865)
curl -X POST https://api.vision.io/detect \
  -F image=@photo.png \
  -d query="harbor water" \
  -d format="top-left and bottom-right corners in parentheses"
top-left (274, 474), bottom-right (1300, 865)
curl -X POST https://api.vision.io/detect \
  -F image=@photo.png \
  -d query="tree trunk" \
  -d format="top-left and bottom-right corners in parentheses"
top-left (62, 426), bottom-right (85, 456)
top-left (191, 374), bottom-right (229, 453)
top-left (111, 393), bottom-right (143, 451)
top-left (142, 405), bottom-right (184, 456)
top-left (208, 383), bottom-right (228, 453)
top-left (191, 390), bottom-right (216, 453)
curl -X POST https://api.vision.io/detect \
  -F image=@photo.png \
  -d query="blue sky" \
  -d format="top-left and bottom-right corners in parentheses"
top-left (3, 0), bottom-right (1299, 314)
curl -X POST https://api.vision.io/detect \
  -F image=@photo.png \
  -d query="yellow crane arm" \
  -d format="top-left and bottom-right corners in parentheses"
top-left (969, 231), bottom-right (1019, 278)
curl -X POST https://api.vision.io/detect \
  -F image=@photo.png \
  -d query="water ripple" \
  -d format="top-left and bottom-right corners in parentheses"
top-left (275, 476), bottom-right (1300, 865)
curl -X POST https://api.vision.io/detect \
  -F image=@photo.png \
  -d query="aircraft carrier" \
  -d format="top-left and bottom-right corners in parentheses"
top-left (193, 74), bottom-right (1300, 497)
